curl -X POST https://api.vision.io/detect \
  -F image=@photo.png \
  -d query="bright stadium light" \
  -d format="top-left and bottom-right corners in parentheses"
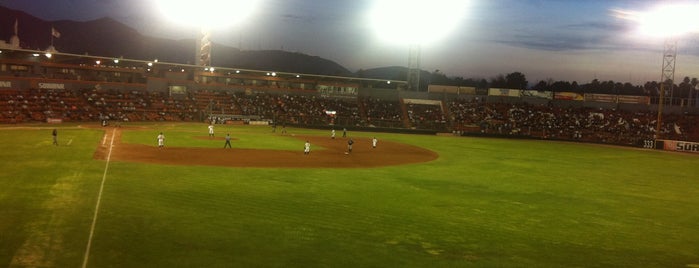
top-left (613, 3), bottom-right (699, 139)
top-left (368, 0), bottom-right (468, 90)
top-left (613, 3), bottom-right (699, 38)
top-left (153, 0), bottom-right (262, 29)
top-left (154, 0), bottom-right (262, 66)
top-left (368, 0), bottom-right (468, 45)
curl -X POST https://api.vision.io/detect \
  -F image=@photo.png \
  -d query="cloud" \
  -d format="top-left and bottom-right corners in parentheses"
top-left (490, 18), bottom-right (647, 52)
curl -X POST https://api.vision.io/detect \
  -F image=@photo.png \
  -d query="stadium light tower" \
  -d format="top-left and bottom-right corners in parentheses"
top-left (369, 0), bottom-right (468, 91)
top-left (614, 3), bottom-right (699, 139)
top-left (153, 0), bottom-right (261, 67)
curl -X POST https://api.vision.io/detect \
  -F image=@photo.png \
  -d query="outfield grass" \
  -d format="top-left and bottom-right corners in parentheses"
top-left (1, 123), bottom-right (698, 267)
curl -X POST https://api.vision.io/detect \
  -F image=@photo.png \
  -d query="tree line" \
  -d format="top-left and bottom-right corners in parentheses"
top-left (428, 70), bottom-right (699, 98)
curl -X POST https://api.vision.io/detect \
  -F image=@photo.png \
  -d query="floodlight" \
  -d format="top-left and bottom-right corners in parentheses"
top-left (612, 3), bottom-right (699, 138)
top-left (154, 0), bottom-right (261, 29)
top-left (614, 4), bottom-right (699, 38)
top-left (368, 0), bottom-right (468, 45)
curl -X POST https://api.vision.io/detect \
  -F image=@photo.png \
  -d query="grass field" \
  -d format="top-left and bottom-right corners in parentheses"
top-left (1, 123), bottom-right (698, 267)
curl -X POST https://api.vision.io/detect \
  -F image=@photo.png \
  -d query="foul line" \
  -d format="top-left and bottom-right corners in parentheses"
top-left (82, 128), bottom-right (116, 268)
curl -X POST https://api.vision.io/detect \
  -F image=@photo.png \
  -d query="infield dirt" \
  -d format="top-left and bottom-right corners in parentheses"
top-left (93, 127), bottom-right (438, 168)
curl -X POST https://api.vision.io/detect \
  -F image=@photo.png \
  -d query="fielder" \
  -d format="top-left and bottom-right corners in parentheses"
top-left (304, 140), bottom-right (311, 155)
top-left (52, 128), bottom-right (58, 146)
top-left (157, 132), bottom-right (165, 148)
top-left (208, 124), bottom-right (214, 137)
top-left (372, 137), bottom-right (377, 148)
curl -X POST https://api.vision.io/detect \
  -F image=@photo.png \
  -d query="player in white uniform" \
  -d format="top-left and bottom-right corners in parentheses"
top-left (331, 129), bottom-right (336, 139)
top-left (208, 124), bottom-right (214, 137)
top-left (157, 132), bottom-right (165, 148)
top-left (304, 140), bottom-right (311, 155)
top-left (372, 137), bottom-right (377, 148)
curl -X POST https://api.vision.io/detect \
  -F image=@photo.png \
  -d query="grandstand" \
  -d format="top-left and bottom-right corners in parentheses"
top-left (2, 48), bottom-right (699, 149)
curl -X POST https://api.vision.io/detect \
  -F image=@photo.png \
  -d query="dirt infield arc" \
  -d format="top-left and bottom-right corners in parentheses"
top-left (94, 128), bottom-right (439, 168)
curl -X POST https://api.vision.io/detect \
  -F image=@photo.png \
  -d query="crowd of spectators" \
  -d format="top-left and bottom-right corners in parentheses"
top-left (448, 98), bottom-right (697, 145)
top-left (362, 97), bottom-right (404, 128)
top-left (406, 103), bottom-right (447, 130)
top-left (2, 88), bottom-right (698, 145)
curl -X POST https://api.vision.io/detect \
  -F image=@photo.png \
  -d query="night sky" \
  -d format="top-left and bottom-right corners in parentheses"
top-left (3, 0), bottom-right (699, 85)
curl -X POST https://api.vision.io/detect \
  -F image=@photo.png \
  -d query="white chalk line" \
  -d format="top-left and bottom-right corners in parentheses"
top-left (81, 128), bottom-right (116, 268)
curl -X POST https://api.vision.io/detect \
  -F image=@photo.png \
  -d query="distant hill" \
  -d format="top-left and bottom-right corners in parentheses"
top-left (0, 5), bottom-right (353, 77)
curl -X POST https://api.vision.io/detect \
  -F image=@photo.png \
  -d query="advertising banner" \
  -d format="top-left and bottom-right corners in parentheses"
top-left (488, 88), bottom-right (521, 97)
top-left (617, 95), bottom-right (650, 104)
top-left (662, 140), bottom-right (699, 153)
top-left (428, 85), bottom-right (458, 93)
top-left (521, 90), bottom-right (553, 99)
top-left (554, 92), bottom-right (584, 101)
top-left (585, 93), bottom-right (617, 103)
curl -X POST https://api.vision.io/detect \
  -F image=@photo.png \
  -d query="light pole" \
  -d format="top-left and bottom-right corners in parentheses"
top-left (197, 27), bottom-right (212, 67)
top-left (656, 38), bottom-right (677, 139)
top-left (407, 44), bottom-right (421, 91)
top-left (614, 3), bottom-right (699, 139)
top-left (368, 0), bottom-right (468, 91)
top-left (154, 0), bottom-right (261, 67)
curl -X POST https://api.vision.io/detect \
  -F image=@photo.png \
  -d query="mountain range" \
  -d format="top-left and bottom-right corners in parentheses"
top-left (0, 5), bottom-right (432, 84)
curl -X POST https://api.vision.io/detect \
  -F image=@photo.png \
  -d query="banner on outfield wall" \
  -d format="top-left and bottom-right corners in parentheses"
top-left (428, 85), bottom-right (458, 93)
top-left (661, 140), bottom-right (699, 153)
top-left (554, 92), bottom-right (584, 101)
top-left (521, 90), bottom-right (553, 99)
top-left (585, 93), bottom-right (616, 103)
top-left (488, 88), bottom-right (521, 97)
top-left (617, 95), bottom-right (650, 104)
top-left (427, 85), bottom-right (477, 95)
top-left (0, 81), bottom-right (12, 88)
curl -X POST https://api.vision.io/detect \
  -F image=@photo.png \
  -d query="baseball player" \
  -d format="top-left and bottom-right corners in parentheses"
top-left (208, 124), bottom-right (215, 137)
top-left (372, 137), bottom-right (377, 148)
top-left (52, 128), bottom-right (58, 146)
top-left (331, 129), bottom-right (336, 139)
top-left (304, 140), bottom-right (311, 155)
top-left (347, 138), bottom-right (354, 153)
top-left (157, 132), bottom-right (165, 148)
top-left (224, 133), bottom-right (232, 148)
